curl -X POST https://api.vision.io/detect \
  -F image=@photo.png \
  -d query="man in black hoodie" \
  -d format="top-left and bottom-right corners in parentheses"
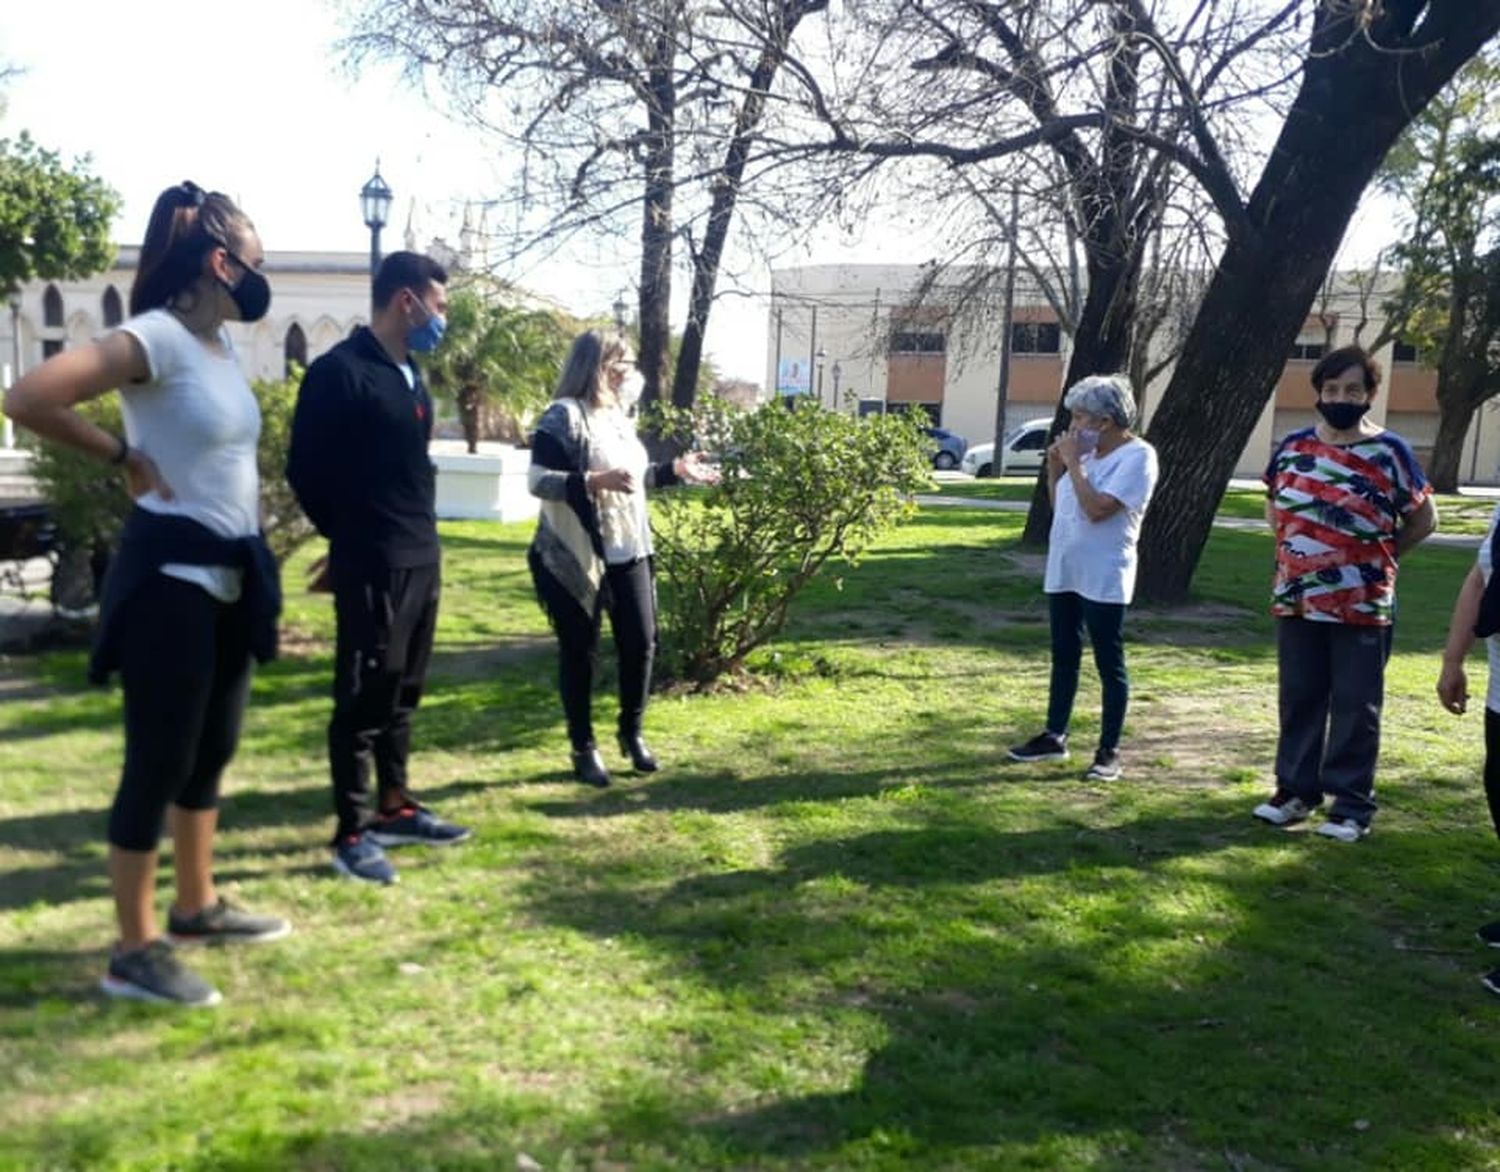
top-left (287, 251), bottom-right (470, 884)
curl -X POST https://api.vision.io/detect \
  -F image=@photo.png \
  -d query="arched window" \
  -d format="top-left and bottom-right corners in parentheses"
top-left (101, 286), bottom-right (123, 328)
top-left (43, 285), bottom-right (64, 328)
top-left (284, 322), bottom-right (307, 376)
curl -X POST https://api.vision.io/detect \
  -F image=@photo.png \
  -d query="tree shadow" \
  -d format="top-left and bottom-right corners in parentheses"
top-left (506, 795), bottom-right (1500, 1168)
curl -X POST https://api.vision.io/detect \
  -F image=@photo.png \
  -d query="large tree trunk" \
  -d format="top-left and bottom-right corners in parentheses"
top-left (637, 35), bottom-right (676, 414)
top-left (1135, 3), bottom-right (1500, 603)
top-left (1428, 387), bottom-right (1476, 492)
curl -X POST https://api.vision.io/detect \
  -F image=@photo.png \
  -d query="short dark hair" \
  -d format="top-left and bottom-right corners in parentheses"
top-left (372, 251), bottom-right (448, 310)
top-left (1311, 344), bottom-right (1381, 394)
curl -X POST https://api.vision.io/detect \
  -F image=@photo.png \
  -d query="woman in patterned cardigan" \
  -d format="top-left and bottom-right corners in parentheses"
top-left (527, 330), bottom-right (718, 787)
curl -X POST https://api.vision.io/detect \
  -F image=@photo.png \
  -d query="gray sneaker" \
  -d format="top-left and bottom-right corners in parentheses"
top-left (100, 940), bottom-right (222, 1007)
top-left (168, 898), bottom-right (291, 945)
top-left (1252, 790), bottom-right (1318, 826)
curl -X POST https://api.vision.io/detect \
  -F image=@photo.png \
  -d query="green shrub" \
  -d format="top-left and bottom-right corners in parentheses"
top-left (650, 398), bottom-right (933, 686)
top-left (27, 369), bottom-right (315, 567)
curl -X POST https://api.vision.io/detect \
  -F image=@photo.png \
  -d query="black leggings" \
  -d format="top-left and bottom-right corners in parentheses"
top-left (539, 559), bottom-right (656, 750)
top-left (1485, 708), bottom-right (1500, 840)
top-left (109, 574), bottom-right (253, 852)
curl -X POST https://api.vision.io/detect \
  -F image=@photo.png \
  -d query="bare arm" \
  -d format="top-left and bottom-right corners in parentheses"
top-left (1438, 563), bottom-right (1484, 715)
top-left (1397, 495), bottom-right (1438, 555)
top-left (3, 332), bottom-right (171, 498)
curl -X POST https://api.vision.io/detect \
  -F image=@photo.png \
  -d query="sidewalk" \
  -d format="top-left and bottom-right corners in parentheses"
top-left (918, 491), bottom-right (1484, 549)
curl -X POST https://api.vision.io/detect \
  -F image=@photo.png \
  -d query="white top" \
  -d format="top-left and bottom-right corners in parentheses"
top-left (585, 402), bottom-right (652, 564)
top-left (1479, 504), bottom-right (1500, 712)
top-left (1044, 437), bottom-right (1159, 605)
top-left (117, 309), bottom-right (261, 602)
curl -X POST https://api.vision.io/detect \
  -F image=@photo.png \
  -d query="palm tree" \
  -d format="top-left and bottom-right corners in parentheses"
top-left (425, 286), bottom-right (570, 452)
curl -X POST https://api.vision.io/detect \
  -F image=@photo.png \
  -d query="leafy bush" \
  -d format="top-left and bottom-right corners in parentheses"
top-left (27, 369), bottom-right (316, 569)
top-left (650, 398), bottom-right (933, 686)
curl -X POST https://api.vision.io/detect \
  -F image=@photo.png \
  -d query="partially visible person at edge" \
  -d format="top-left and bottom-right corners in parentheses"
top-left (1253, 344), bottom-right (1437, 842)
top-left (526, 330), bottom-right (719, 788)
top-left (286, 251), bottom-right (470, 886)
top-left (2, 181), bottom-right (290, 1008)
top-left (1436, 500), bottom-right (1500, 995)
top-left (1008, 374), bottom-right (1159, 782)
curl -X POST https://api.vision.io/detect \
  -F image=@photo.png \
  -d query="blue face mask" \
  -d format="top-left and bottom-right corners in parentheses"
top-left (405, 294), bottom-right (447, 353)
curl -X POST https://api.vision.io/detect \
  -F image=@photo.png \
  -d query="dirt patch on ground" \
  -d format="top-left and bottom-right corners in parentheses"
top-left (1125, 687), bottom-right (1274, 788)
top-left (1132, 601), bottom-right (1259, 647)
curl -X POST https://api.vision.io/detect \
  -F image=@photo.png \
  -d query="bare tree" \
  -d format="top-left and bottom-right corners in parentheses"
top-left (343, 0), bottom-right (827, 414)
top-left (754, 0), bottom-right (1305, 541)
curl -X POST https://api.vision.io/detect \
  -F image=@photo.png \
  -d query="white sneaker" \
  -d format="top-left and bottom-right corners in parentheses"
top-left (1316, 817), bottom-right (1370, 843)
top-left (1252, 791), bottom-right (1317, 826)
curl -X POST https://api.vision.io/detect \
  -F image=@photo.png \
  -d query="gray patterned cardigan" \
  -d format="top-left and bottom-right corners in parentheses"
top-left (527, 398), bottom-right (679, 623)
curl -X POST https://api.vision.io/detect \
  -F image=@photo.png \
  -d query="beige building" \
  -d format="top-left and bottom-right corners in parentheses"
top-left (768, 264), bottom-right (1497, 483)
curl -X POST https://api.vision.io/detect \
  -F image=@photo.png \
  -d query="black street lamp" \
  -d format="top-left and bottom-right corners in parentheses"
top-left (831, 360), bottom-right (843, 405)
top-left (612, 293), bottom-right (629, 332)
top-left (360, 163), bottom-right (394, 284)
top-left (815, 346), bottom-right (827, 406)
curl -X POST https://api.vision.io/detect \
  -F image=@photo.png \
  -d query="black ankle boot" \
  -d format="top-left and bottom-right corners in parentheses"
top-left (571, 747), bottom-right (611, 788)
top-left (617, 730), bottom-right (659, 773)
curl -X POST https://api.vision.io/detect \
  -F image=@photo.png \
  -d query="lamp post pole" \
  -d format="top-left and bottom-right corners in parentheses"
top-left (360, 163), bottom-right (394, 307)
top-left (816, 346), bottom-right (827, 407)
top-left (613, 293), bottom-right (629, 333)
top-left (831, 360), bottom-right (842, 408)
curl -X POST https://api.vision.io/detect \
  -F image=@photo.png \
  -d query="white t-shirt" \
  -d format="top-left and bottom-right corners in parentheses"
top-left (1478, 503), bottom-right (1500, 712)
top-left (117, 309), bottom-right (261, 602)
top-left (585, 402), bottom-right (652, 564)
top-left (1044, 437), bottom-right (1159, 604)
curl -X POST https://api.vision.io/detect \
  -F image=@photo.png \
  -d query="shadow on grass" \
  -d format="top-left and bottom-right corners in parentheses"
top-left (0, 777), bottom-right (499, 915)
top-left (504, 791), bottom-right (1500, 1169)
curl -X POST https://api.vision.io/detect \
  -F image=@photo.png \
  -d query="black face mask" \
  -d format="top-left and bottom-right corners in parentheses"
top-left (216, 249), bottom-right (271, 322)
top-left (1316, 399), bottom-right (1370, 432)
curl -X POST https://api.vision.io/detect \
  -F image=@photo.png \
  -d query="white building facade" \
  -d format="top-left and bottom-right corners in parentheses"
top-left (2, 246), bottom-right (373, 395)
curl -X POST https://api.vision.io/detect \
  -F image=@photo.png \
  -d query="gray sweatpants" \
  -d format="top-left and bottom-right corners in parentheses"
top-left (1274, 616), bottom-right (1391, 826)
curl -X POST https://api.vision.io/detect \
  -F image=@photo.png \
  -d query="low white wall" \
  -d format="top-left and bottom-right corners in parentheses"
top-left (431, 440), bottom-right (539, 523)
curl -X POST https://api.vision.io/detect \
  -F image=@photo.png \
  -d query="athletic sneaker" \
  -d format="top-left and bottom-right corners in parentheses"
top-left (366, 805), bottom-right (472, 848)
top-left (1316, 817), bottom-right (1370, 843)
top-left (1008, 731), bottom-right (1068, 763)
top-left (1482, 968), bottom-right (1500, 997)
top-left (1252, 790), bottom-right (1318, 826)
top-left (168, 898), bottom-right (291, 946)
top-left (1085, 748), bottom-right (1122, 781)
top-left (100, 939), bottom-right (221, 1007)
top-left (1477, 920), bottom-right (1500, 948)
top-left (333, 833), bottom-right (398, 885)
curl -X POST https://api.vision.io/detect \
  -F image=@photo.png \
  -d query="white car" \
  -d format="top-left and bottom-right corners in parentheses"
top-left (959, 418), bottom-right (1052, 477)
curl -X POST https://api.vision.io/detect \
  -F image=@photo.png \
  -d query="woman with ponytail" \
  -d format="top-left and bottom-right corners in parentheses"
top-left (3, 181), bottom-right (289, 1007)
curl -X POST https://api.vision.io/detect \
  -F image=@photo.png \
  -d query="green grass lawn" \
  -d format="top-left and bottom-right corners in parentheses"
top-left (3, 507), bottom-right (1500, 1170)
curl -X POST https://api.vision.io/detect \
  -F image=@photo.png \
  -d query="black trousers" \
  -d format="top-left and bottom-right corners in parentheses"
top-left (538, 558), bottom-right (656, 751)
top-left (110, 574), bottom-right (253, 852)
top-left (1274, 617), bottom-right (1389, 825)
top-left (329, 561), bottom-right (440, 843)
top-left (1484, 708), bottom-right (1500, 840)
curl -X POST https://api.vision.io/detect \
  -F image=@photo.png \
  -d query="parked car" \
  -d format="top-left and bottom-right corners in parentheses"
top-left (923, 426), bottom-right (968, 470)
top-left (960, 417), bottom-right (1051, 477)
